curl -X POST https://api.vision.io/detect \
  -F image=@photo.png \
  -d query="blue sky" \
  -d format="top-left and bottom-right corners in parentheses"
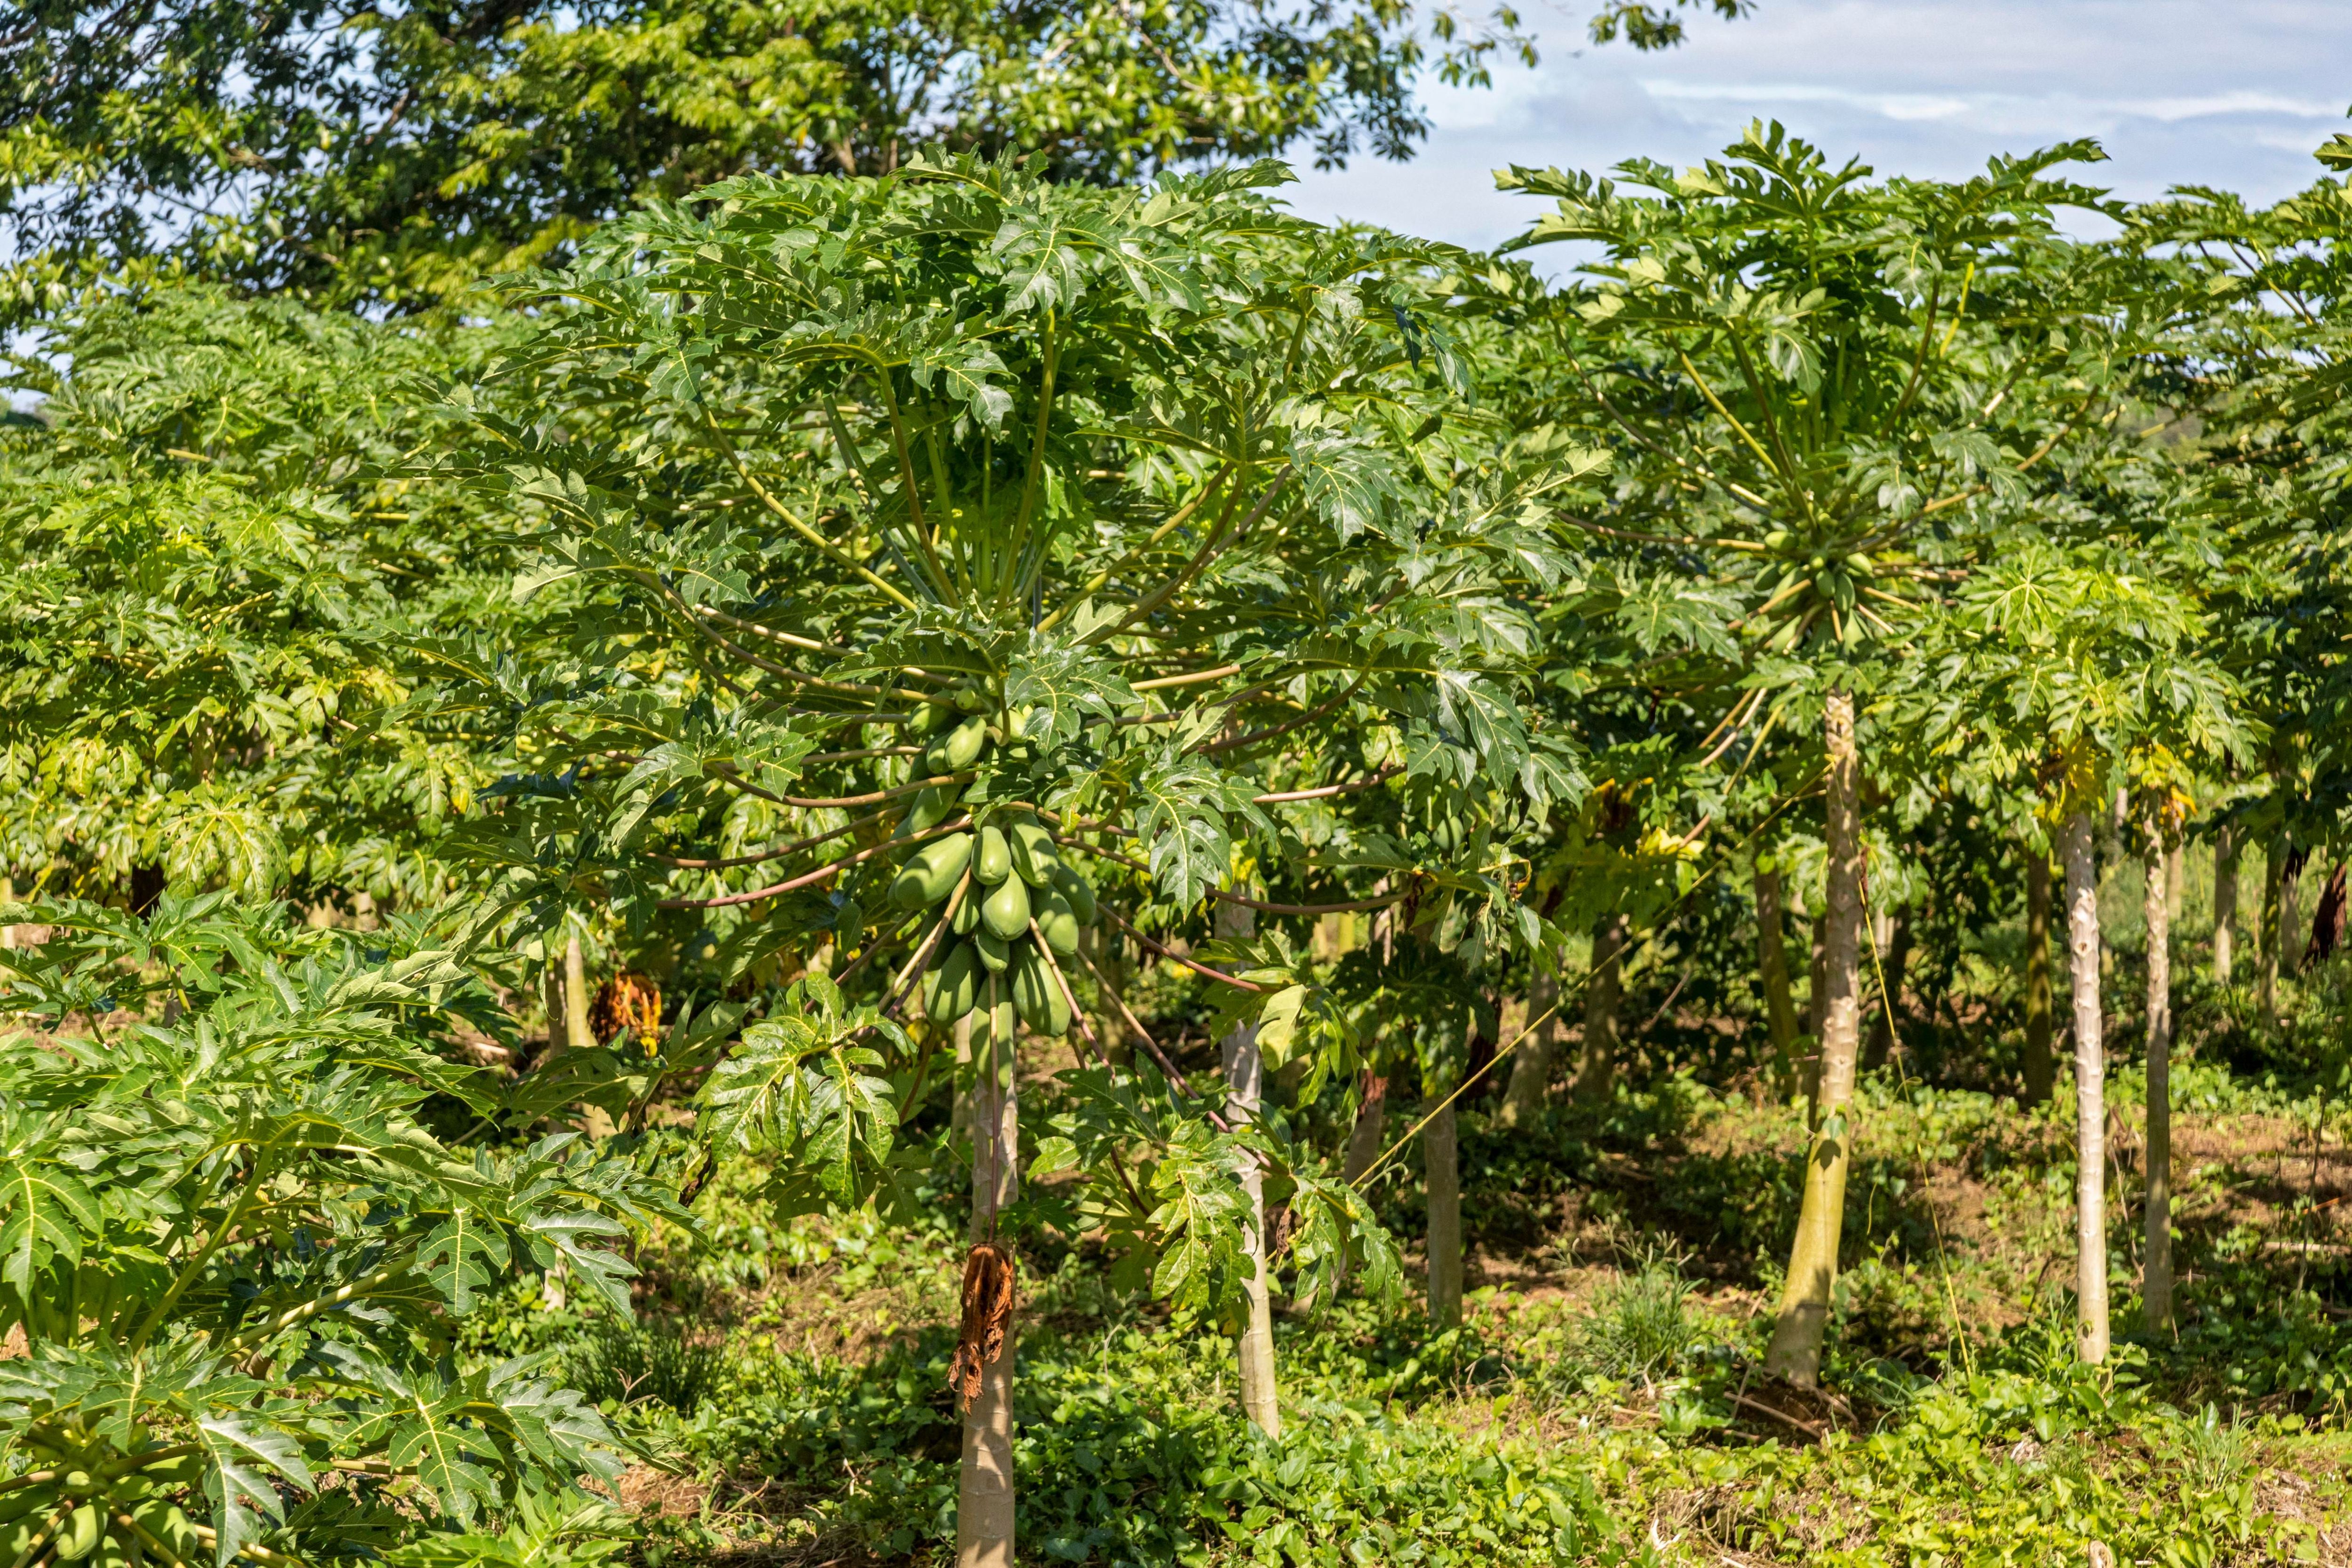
top-left (1285, 0), bottom-right (2352, 249)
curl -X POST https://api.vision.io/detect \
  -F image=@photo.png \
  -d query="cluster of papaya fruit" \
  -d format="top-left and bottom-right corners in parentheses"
top-left (0, 1447), bottom-right (204, 1568)
top-left (891, 814), bottom-right (1097, 1037)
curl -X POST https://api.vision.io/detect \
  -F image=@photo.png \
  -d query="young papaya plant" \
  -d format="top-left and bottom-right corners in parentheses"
top-left (0, 893), bottom-right (670, 1568)
top-left (426, 152), bottom-right (1588, 1558)
top-left (1499, 123), bottom-right (2132, 1386)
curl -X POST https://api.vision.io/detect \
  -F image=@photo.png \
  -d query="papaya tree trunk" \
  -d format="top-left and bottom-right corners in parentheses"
top-left (1805, 914), bottom-right (1829, 1115)
top-left (1862, 912), bottom-right (1910, 1072)
top-left (2063, 809), bottom-right (2109, 1364)
top-left (2211, 824), bottom-right (2237, 986)
top-left (959, 987), bottom-right (1018, 1568)
top-left (2143, 811), bottom-right (2173, 1334)
top-left (1755, 863), bottom-right (1800, 1097)
top-left (1423, 1083), bottom-right (1462, 1330)
top-left (2260, 839), bottom-right (2285, 1027)
top-left (2023, 849), bottom-right (2055, 1107)
top-left (1343, 1069), bottom-right (1389, 1185)
top-left (1218, 903), bottom-right (1279, 1437)
top-left (1499, 966), bottom-right (1558, 1127)
top-left (542, 963), bottom-right (569, 1058)
top-left (1764, 689), bottom-right (1864, 1387)
top-left (564, 934), bottom-right (593, 1049)
top-left (1574, 914), bottom-right (1626, 1104)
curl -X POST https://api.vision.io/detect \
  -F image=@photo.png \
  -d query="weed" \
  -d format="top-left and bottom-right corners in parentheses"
top-left (1569, 1252), bottom-right (1706, 1386)
top-left (565, 1315), bottom-right (726, 1416)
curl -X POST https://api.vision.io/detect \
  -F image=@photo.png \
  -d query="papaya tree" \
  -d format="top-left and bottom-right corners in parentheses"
top-left (0, 286), bottom-right (520, 921)
top-left (1499, 123), bottom-right (2120, 1384)
top-left (1899, 539), bottom-right (2250, 1359)
top-left (0, 893), bottom-right (662, 1568)
top-left (428, 154), bottom-right (1585, 1558)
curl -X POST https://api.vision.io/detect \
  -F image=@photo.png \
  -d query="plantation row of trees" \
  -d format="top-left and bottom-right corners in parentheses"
top-left (5, 28), bottom-right (2352, 1566)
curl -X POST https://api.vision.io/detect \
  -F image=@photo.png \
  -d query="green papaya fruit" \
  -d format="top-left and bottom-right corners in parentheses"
top-left (904, 784), bottom-right (953, 835)
top-left (0, 1518), bottom-right (41, 1568)
top-left (981, 874), bottom-right (1032, 941)
top-left (57, 1501), bottom-right (101, 1562)
top-left (952, 887), bottom-right (982, 935)
top-left (1036, 888), bottom-right (1080, 957)
top-left (922, 733), bottom-right (954, 775)
top-left (974, 826), bottom-right (1012, 885)
top-left (914, 699), bottom-right (958, 736)
top-left (133, 1455), bottom-right (204, 1489)
top-left (1007, 820), bottom-right (1059, 887)
top-left (889, 832), bottom-right (973, 909)
top-left (0, 1487), bottom-right (54, 1527)
top-left (95, 1522), bottom-right (127, 1568)
top-left (975, 928), bottom-right (1010, 973)
top-left (927, 940), bottom-right (983, 1025)
top-left (943, 715), bottom-right (989, 770)
top-left (1051, 862), bottom-right (1097, 925)
top-left (926, 942), bottom-right (978, 1025)
top-left (1010, 944), bottom-right (1072, 1035)
top-left (127, 1500), bottom-right (198, 1564)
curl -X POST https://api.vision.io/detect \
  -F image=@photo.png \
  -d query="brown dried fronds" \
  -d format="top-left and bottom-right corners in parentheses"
top-left (593, 971), bottom-right (664, 1050)
top-left (947, 1243), bottom-right (1017, 1405)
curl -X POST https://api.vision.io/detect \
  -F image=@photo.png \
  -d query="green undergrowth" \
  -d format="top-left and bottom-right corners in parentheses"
top-left (446, 1082), bottom-right (2352, 1565)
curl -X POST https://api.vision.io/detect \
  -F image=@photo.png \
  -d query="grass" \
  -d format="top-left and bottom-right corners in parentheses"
top-left (452, 1058), bottom-right (2352, 1566)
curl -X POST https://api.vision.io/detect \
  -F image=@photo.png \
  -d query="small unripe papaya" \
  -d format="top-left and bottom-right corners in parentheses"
top-left (924, 942), bottom-right (981, 1024)
top-left (1010, 943), bottom-right (1071, 1035)
top-left (1008, 821), bottom-right (1059, 887)
top-left (974, 826), bottom-right (1012, 885)
top-left (942, 715), bottom-right (989, 770)
top-left (57, 1501), bottom-right (102, 1562)
top-left (1036, 888), bottom-right (1080, 957)
top-left (975, 928), bottom-right (1011, 973)
top-left (902, 784), bottom-right (953, 835)
top-left (889, 832), bottom-right (972, 909)
top-left (1051, 862), bottom-right (1097, 925)
top-left (952, 887), bottom-right (982, 935)
top-left (981, 874), bottom-right (1032, 941)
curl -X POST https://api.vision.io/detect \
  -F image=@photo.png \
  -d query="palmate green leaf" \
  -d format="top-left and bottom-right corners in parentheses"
top-left (517, 1211), bottom-right (635, 1314)
top-left (1006, 639), bottom-right (1136, 749)
top-left (1128, 754), bottom-right (1270, 906)
top-left (416, 1207), bottom-right (512, 1315)
top-left (198, 1413), bottom-right (313, 1567)
top-left (696, 977), bottom-right (905, 1210)
top-left (0, 1127), bottom-right (101, 1294)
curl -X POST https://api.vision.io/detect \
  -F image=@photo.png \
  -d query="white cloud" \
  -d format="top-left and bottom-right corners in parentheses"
top-left (1284, 0), bottom-right (2352, 245)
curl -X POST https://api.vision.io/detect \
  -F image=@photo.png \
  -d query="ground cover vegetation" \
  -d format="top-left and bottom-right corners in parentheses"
top-left (6, 7), bottom-right (2352, 1560)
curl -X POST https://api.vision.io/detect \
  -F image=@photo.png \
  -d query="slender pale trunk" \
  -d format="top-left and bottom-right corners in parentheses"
top-left (1423, 1083), bottom-right (1463, 1330)
top-left (1764, 690), bottom-right (1864, 1387)
top-left (564, 934), bottom-right (618, 1135)
top-left (1862, 913), bottom-right (1910, 1072)
top-left (959, 986), bottom-right (1018, 1568)
top-left (1343, 1068), bottom-right (1390, 1184)
top-left (2212, 825), bottom-right (2237, 986)
top-left (543, 965), bottom-right (569, 1057)
top-left (1574, 913), bottom-right (1627, 1103)
top-left (2284, 848), bottom-right (2304, 980)
top-left (2259, 841), bottom-right (2284, 1027)
top-left (1217, 903), bottom-right (1279, 1437)
top-left (1755, 864), bottom-right (1800, 1097)
top-left (1805, 915), bottom-right (1829, 1115)
top-left (2023, 850), bottom-right (2056, 1107)
top-left (564, 934), bottom-right (593, 1048)
top-left (2063, 811), bottom-right (2109, 1364)
top-left (1499, 966), bottom-right (1559, 1126)
top-left (2143, 814), bottom-right (2173, 1334)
